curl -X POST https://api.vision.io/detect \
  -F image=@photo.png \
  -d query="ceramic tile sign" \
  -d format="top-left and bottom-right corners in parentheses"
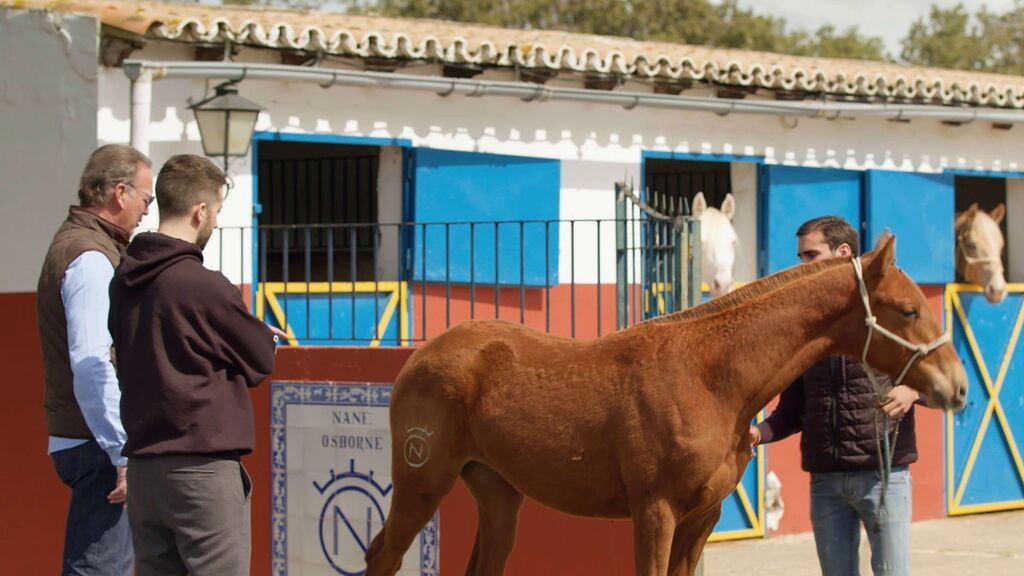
top-left (271, 381), bottom-right (439, 576)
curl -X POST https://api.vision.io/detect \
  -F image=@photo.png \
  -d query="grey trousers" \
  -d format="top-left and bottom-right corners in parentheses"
top-left (127, 455), bottom-right (252, 576)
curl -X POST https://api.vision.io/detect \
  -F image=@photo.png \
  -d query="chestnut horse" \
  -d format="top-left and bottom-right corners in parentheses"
top-left (956, 202), bottom-right (1007, 303)
top-left (365, 234), bottom-right (967, 576)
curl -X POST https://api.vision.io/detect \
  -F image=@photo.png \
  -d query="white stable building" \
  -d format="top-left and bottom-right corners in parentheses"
top-left (3, 1), bottom-right (1024, 574)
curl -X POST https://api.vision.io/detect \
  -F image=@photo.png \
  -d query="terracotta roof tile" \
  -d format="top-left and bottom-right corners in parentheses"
top-left (7, 0), bottom-right (1024, 108)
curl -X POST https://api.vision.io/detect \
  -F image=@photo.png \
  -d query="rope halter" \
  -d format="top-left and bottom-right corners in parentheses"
top-left (957, 230), bottom-right (1003, 269)
top-left (851, 257), bottom-right (951, 392)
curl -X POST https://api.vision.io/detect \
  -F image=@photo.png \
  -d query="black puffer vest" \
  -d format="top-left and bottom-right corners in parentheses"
top-left (800, 356), bottom-right (918, 473)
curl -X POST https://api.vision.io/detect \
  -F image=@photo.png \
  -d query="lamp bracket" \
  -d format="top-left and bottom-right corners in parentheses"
top-left (187, 72), bottom-right (248, 109)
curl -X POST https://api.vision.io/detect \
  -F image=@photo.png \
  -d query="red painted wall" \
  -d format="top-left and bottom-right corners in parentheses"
top-left (0, 293), bottom-right (68, 575)
top-left (0, 284), bottom-right (953, 572)
top-left (913, 285), bottom-right (948, 524)
top-left (411, 283), bottom-right (632, 341)
top-left (0, 296), bottom-right (637, 575)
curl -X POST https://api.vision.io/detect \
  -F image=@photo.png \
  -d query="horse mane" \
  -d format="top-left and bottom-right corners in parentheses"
top-left (644, 256), bottom-right (851, 325)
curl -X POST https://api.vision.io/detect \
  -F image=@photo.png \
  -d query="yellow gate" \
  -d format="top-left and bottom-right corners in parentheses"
top-left (256, 281), bottom-right (411, 347)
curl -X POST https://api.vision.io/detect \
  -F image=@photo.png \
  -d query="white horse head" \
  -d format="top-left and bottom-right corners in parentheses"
top-left (956, 202), bottom-right (1007, 304)
top-left (692, 191), bottom-right (738, 298)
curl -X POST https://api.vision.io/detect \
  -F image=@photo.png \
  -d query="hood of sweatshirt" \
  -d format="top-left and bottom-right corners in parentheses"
top-left (117, 232), bottom-right (203, 288)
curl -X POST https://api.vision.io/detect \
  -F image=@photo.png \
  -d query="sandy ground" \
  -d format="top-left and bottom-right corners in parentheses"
top-left (702, 509), bottom-right (1024, 575)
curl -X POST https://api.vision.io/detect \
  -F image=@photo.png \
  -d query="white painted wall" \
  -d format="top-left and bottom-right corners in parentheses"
top-left (93, 41), bottom-right (1024, 285)
top-left (559, 160), bottom-right (633, 285)
top-left (0, 8), bottom-right (98, 293)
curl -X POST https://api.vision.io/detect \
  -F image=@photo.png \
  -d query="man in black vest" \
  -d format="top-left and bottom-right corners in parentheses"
top-left (37, 144), bottom-right (152, 575)
top-left (751, 216), bottom-right (922, 576)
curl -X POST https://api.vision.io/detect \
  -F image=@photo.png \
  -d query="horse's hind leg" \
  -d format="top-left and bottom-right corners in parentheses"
top-left (365, 406), bottom-right (465, 576)
top-left (461, 462), bottom-right (524, 576)
top-left (364, 474), bottom-right (450, 576)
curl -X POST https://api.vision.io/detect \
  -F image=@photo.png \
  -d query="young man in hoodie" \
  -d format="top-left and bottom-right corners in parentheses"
top-left (749, 216), bottom-right (923, 576)
top-left (109, 154), bottom-right (282, 576)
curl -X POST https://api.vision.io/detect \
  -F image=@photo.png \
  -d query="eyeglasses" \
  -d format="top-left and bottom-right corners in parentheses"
top-left (124, 183), bottom-right (155, 208)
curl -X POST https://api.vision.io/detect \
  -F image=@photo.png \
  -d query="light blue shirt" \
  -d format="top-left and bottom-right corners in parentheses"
top-left (47, 251), bottom-right (128, 467)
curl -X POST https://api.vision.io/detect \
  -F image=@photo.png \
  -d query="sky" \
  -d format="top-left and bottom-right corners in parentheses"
top-left (730, 0), bottom-right (1018, 57)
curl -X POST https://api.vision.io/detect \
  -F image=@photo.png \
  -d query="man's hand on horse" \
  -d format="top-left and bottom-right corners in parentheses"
top-left (748, 426), bottom-right (761, 452)
top-left (881, 385), bottom-right (919, 420)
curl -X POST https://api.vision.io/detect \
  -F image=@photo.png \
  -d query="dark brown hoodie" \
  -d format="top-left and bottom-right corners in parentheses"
top-left (109, 232), bottom-right (276, 458)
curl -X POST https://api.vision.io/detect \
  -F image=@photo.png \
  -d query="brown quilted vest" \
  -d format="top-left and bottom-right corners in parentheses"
top-left (37, 207), bottom-right (129, 439)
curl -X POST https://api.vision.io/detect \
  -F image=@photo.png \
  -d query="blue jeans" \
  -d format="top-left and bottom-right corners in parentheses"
top-left (51, 440), bottom-right (133, 576)
top-left (810, 467), bottom-right (911, 576)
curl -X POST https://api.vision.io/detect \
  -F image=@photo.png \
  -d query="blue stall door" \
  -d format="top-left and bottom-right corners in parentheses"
top-left (947, 287), bottom-right (1024, 515)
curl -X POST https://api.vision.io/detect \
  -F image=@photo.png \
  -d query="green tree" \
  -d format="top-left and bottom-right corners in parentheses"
top-left (797, 25), bottom-right (887, 61)
top-left (975, 3), bottom-right (1024, 75)
top-left (343, 0), bottom-right (887, 61)
top-left (900, 4), bottom-right (989, 70)
top-left (203, 0), bottom-right (887, 62)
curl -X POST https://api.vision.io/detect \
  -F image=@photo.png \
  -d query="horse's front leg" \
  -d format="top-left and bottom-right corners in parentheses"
top-left (632, 499), bottom-right (679, 576)
top-left (667, 507), bottom-right (721, 576)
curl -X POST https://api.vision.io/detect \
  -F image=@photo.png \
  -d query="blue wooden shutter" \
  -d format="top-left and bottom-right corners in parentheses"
top-left (759, 166), bottom-right (863, 275)
top-left (865, 171), bottom-right (954, 284)
top-left (412, 148), bottom-right (560, 286)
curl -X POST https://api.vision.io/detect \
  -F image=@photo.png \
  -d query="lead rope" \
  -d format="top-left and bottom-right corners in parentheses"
top-left (851, 257), bottom-right (948, 532)
top-left (872, 405), bottom-right (899, 531)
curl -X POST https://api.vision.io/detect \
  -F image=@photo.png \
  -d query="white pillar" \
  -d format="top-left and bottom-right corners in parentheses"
top-left (1006, 178), bottom-right (1024, 282)
top-left (130, 69), bottom-right (152, 155)
top-left (730, 162), bottom-right (759, 282)
top-left (378, 146), bottom-right (404, 281)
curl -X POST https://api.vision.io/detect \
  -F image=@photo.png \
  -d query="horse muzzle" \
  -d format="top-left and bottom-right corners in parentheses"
top-left (927, 361), bottom-right (968, 412)
top-left (985, 283), bottom-right (1008, 304)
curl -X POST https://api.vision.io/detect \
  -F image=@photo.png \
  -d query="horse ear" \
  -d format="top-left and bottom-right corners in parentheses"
top-left (720, 193), bottom-right (736, 220)
top-left (955, 203), bottom-right (979, 229)
top-left (868, 232), bottom-right (896, 276)
top-left (991, 203), bottom-right (1006, 224)
top-left (692, 192), bottom-right (707, 217)
top-left (955, 210), bottom-right (970, 230)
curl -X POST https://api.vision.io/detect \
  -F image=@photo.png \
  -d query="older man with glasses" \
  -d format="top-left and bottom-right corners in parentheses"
top-left (36, 144), bottom-right (152, 575)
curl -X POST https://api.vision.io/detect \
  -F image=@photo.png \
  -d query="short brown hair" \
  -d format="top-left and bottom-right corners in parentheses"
top-left (796, 216), bottom-right (860, 254)
top-left (78, 145), bottom-right (152, 208)
top-left (155, 155), bottom-right (227, 220)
